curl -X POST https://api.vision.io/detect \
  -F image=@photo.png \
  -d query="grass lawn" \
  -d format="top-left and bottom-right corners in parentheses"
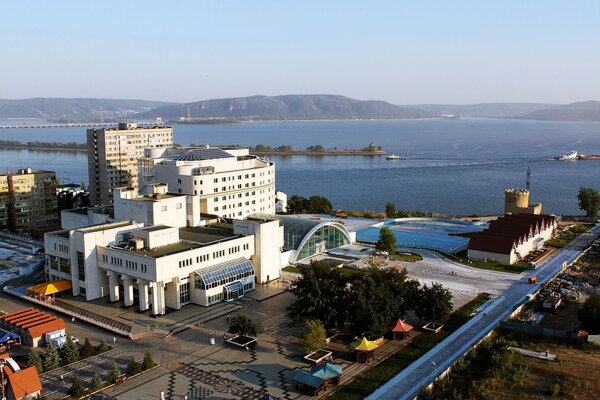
top-left (546, 223), bottom-right (592, 248)
top-left (446, 250), bottom-right (528, 274)
top-left (329, 293), bottom-right (490, 400)
top-left (390, 252), bottom-right (423, 262)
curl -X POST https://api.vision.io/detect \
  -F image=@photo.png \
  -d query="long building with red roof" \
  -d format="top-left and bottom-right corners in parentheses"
top-left (467, 213), bottom-right (557, 264)
top-left (0, 308), bottom-right (65, 347)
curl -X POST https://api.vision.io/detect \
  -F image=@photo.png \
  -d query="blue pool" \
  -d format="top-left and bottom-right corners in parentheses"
top-left (356, 218), bottom-right (487, 254)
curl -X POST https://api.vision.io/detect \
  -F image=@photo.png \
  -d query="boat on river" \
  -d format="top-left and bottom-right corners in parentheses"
top-left (555, 150), bottom-right (578, 160)
top-left (386, 154), bottom-right (405, 160)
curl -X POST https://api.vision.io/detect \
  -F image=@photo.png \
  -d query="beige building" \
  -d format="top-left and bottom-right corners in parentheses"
top-left (504, 188), bottom-right (542, 215)
top-left (87, 123), bottom-right (173, 205)
top-left (0, 169), bottom-right (58, 232)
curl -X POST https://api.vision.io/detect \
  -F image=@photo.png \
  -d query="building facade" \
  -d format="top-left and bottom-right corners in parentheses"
top-left (44, 184), bottom-right (283, 314)
top-left (468, 213), bottom-right (557, 264)
top-left (139, 146), bottom-right (276, 219)
top-left (0, 169), bottom-right (58, 232)
top-left (87, 123), bottom-right (173, 205)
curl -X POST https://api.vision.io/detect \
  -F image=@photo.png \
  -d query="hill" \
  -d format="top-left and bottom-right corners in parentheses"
top-left (412, 103), bottom-right (557, 118)
top-left (0, 98), bottom-right (175, 119)
top-left (141, 95), bottom-right (431, 120)
top-left (516, 100), bottom-right (600, 121)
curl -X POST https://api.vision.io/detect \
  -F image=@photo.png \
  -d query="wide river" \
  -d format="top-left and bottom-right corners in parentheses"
top-left (1, 118), bottom-right (599, 215)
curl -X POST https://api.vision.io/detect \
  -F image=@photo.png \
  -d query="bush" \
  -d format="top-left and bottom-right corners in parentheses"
top-left (142, 351), bottom-right (156, 370)
top-left (69, 375), bottom-right (86, 398)
top-left (89, 373), bottom-right (103, 391)
top-left (126, 357), bottom-right (141, 376)
top-left (106, 361), bottom-right (121, 384)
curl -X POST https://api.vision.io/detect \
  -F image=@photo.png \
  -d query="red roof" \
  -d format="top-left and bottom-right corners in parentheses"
top-left (3, 365), bottom-right (42, 399)
top-left (468, 213), bottom-right (556, 255)
top-left (390, 319), bottom-right (414, 333)
top-left (0, 308), bottom-right (65, 339)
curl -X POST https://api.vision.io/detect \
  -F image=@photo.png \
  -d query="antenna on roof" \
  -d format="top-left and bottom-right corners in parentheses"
top-left (526, 165), bottom-right (531, 191)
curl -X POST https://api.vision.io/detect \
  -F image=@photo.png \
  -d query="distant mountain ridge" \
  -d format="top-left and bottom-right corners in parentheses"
top-left (412, 103), bottom-right (558, 118)
top-left (140, 94), bottom-right (431, 120)
top-left (0, 98), bottom-right (175, 119)
top-left (515, 101), bottom-right (600, 121)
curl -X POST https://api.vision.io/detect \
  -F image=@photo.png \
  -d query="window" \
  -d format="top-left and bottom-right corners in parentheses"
top-left (177, 178), bottom-right (182, 184)
top-left (176, 203), bottom-right (182, 209)
top-left (161, 205), bottom-right (167, 211)
top-left (179, 282), bottom-right (191, 305)
top-left (77, 252), bottom-right (85, 281)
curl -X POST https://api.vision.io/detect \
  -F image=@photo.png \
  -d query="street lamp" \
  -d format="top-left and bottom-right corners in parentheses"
top-left (431, 361), bottom-right (437, 381)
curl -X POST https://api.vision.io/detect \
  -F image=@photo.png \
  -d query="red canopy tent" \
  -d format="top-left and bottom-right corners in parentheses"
top-left (390, 319), bottom-right (414, 340)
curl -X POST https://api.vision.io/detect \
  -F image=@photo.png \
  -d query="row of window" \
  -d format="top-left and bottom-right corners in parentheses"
top-left (207, 292), bottom-right (223, 305)
top-left (54, 243), bottom-right (69, 253)
top-left (102, 254), bottom-right (148, 273)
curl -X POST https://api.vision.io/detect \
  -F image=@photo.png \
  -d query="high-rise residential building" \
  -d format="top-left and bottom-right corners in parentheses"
top-left (87, 123), bottom-right (173, 205)
top-left (0, 169), bottom-right (59, 232)
top-left (139, 146), bottom-right (276, 219)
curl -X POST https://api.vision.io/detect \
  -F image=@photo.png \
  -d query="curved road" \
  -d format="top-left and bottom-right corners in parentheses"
top-left (368, 225), bottom-right (600, 400)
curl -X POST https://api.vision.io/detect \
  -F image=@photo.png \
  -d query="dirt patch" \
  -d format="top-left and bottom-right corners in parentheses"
top-left (494, 344), bottom-right (600, 400)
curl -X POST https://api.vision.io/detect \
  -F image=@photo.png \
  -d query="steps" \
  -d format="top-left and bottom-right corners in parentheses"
top-left (54, 299), bottom-right (133, 333)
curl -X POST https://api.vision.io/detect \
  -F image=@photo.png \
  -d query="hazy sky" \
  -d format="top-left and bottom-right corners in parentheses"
top-left (2, 1), bottom-right (599, 104)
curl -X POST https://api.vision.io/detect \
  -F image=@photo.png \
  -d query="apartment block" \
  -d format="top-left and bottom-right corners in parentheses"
top-left (0, 169), bottom-right (59, 232)
top-left (87, 123), bottom-right (173, 205)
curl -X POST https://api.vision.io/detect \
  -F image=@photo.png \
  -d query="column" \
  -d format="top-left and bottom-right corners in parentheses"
top-left (122, 275), bottom-right (134, 307)
top-left (107, 270), bottom-right (119, 302)
top-left (137, 279), bottom-right (149, 311)
top-left (151, 281), bottom-right (166, 315)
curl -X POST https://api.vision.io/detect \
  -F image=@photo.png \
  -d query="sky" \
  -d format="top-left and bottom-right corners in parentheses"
top-left (1, 1), bottom-right (599, 104)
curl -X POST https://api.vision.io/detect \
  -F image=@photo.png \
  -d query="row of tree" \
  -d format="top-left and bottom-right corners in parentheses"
top-left (287, 262), bottom-right (453, 338)
top-left (0, 140), bottom-right (87, 149)
top-left (26, 336), bottom-right (111, 373)
top-left (287, 195), bottom-right (333, 214)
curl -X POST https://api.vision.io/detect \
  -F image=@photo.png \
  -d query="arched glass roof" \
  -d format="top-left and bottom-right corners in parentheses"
top-left (173, 148), bottom-right (235, 162)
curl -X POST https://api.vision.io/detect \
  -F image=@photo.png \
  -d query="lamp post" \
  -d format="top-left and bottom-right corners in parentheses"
top-left (431, 361), bottom-right (437, 381)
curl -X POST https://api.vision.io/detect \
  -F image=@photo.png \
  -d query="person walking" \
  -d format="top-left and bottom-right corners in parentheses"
top-left (60, 374), bottom-right (65, 385)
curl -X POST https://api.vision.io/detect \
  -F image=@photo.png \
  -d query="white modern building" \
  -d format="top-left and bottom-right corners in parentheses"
top-left (44, 184), bottom-right (283, 314)
top-left (138, 146), bottom-right (276, 219)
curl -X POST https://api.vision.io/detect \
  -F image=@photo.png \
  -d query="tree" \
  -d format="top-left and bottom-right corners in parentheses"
top-left (579, 294), bottom-right (600, 334)
top-left (287, 195), bottom-right (309, 213)
top-left (578, 187), bottom-right (600, 217)
top-left (89, 373), bottom-right (103, 392)
top-left (307, 195), bottom-right (333, 214)
top-left (228, 313), bottom-right (257, 337)
top-left (106, 361), bottom-right (121, 384)
top-left (80, 181), bottom-right (87, 192)
top-left (125, 357), bottom-right (141, 376)
top-left (385, 202), bottom-right (397, 218)
top-left (26, 349), bottom-right (44, 374)
top-left (80, 338), bottom-right (95, 359)
top-left (287, 261), bottom-right (349, 329)
top-left (376, 226), bottom-right (397, 254)
top-left (300, 319), bottom-right (326, 354)
top-left (415, 283), bottom-right (454, 323)
top-left (96, 338), bottom-right (110, 353)
top-left (141, 351), bottom-right (156, 370)
top-left (43, 342), bottom-right (60, 371)
top-left (69, 375), bottom-right (86, 398)
top-left (61, 335), bottom-right (79, 364)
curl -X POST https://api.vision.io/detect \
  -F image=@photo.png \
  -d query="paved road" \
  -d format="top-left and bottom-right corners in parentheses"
top-left (368, 224), bottom-right (600, 400)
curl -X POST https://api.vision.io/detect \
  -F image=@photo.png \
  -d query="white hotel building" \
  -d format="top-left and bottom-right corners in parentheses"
top-left (44, 184), bottom-right (283, 315)
top-left (139, 146), bottom-right (276, 219)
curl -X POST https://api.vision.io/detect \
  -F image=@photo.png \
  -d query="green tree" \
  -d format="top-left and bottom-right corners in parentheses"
top-left (385, 202), bottom-right (397, 218)
top-left (415, 283), bottom-right (454, 323)
top-left (69, 375), bottom-right (86, 398)
top-left (300, 319), bottom-right (326, 354)
top-left (307, 195), bottom-right (333, 214)
top-left (125, 357), bottom-right (141, 376)
top-left (579, 294), bottom-right (600, 334)
top-left (228, 313), bottom-right (257, 337)
top-left (89, 373), bottom-right (103, 392)
top-left (80, 181), bottom-right (87, 191)
top-left (106, 361), bottom-right (121, 384)
top-left (26, 349), bottom-right (44, 374)
top-left (96, 338), bottom-right (110, 353)
top-left (61, 335), bottom-right (79, 364)
top-left (141, 351), bottom-right (156, 370)
top-left (578, 187), bottom-right (600, 217)
top-left (376, 226), bottom-right (397, 254)
top-left (287, 195), bottom-right (309, 213)
top-left (287, 261), bottom-right (349, 329)
top-left (79, 338), bottom-right (95, 359)
top-left (43, 341), bottom-right (60, 371)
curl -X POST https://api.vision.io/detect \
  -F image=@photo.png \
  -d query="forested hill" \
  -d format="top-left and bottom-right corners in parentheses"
top-left (139, 94), bottom-right (432, 120)
top-left (0, 98), bottom-right (174, 119)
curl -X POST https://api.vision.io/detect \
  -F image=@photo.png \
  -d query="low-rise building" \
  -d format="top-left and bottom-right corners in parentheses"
top-left (467, 213), bottom-right (557, 264)
top-left (44, 184), bottom-right (283, 314)
top-left (1, 355), bottom-right (43, 400)
top-left (0, 308), bottom-right (65, 347)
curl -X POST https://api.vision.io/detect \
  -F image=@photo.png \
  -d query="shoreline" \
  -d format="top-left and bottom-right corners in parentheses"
top-left (0, 145), bottom-right (87, 153)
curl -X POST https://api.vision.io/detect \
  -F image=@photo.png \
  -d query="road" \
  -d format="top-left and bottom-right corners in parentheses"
top-left (368, 224), bottom-right (600, 400)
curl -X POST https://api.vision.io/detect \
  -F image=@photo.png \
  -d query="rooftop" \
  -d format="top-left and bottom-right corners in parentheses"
top-left (138, 225), bottom-right (173, 232)
top-left (179, 225), bottom-right (237, 244)
top-left (172, 147), bottom-right (235, 162)
top-left (131, 192), bottom-right (185, 202)
top-left (79, 221), bottom-right (135, 233)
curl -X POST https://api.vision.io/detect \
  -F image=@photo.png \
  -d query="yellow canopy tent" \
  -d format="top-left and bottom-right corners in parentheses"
top-left (28, 280), bottom-right (72, 296)
top-left (353, 337), bottom-right (379, 352)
